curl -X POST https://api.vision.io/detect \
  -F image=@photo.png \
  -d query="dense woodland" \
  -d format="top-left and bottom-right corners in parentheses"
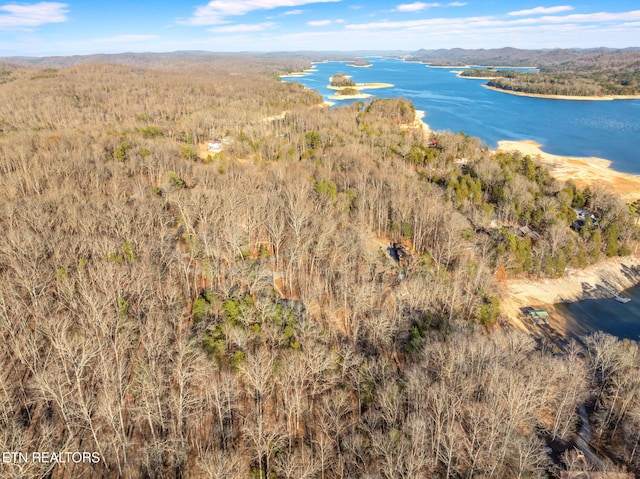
top-left (415, 48), bottom-right (640, 96)
top-left (0, 55), bottom-right (639, 478)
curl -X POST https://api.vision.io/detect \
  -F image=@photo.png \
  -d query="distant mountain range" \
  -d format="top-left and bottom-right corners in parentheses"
top-left (1, 47), bottom-right (639, 72)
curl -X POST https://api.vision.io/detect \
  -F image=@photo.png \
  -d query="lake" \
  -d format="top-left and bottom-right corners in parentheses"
top-left (557, 285), bottom-right (640, 342)
top-left (282, 58), bottom-right (640, 174)
top-left (284, 57), bottom-right (640, 341)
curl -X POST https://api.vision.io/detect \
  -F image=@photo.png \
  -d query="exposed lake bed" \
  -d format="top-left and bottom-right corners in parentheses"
top-left (501, 256), bottom-right (640, 343)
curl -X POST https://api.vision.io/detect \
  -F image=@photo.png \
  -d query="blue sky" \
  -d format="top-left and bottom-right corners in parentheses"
top-left (1, 0), bottom-right (639, 56)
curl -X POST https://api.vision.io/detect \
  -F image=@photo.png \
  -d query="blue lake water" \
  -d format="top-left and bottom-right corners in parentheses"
top-left (284, 58), bottom-right (640, 341)
top-left (557, 285), bottom-right (640, 342)
top-left (283, 58), bottom-right (640, 174)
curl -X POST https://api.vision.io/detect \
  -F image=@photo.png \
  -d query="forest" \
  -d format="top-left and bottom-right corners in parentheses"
top-left (330, 73), bottom-right (356, 87)
top-left (415, 48), bottom-right (640, 97)
top-left (0, 54), bottom-right (639, 478)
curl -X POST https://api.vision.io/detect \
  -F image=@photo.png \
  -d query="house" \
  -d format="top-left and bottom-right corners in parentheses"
top-left (509, 225), bottom-right (541, 241)
top-left (207, 141), bottom-right (222, 153)
top-left (519, 225), bottom-right (541, 241)
top-left (571, 207), bottom-right (598, 231)
top-left (574, 207), bottom-right (597, 221)
top-left (387, 242), bottom-right (407, 262)
top-left (519, 307), bottom-right (549, 325)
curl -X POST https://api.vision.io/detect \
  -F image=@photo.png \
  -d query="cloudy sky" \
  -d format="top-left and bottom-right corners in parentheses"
top-left (0, 0), bottom-right (639, 56)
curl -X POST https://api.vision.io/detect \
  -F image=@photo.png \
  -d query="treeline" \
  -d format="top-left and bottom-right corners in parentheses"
top-left (459, 69), bottom-right (522, 78)
top-left (0, 58), bottom-right (638, 478)
top-left (410, 47), bottom-right (640, 71)
top-left (416, 48), bottom-right (640, 96)
top-left (486, 71), bottom-right (640, 97)
top-left (329, 73), bottom-right (355, 87)
top-left (460, 69), bottom-right (640, 97)
top-left (348, 59), bottom-right (372, 67)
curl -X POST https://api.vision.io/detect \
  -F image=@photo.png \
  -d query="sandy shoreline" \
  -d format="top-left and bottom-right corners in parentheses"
top-left (413, 110), bottom-right (431, 135)
top-left (327, 81), bottom-right (394, 100)
top-left (327, 82), bottom-right (394, 91)
top-left (328, 92), bottom-right (372, 100)
top-left (280, 68), bottom-right (317, 78)
top-left (496, 142), bottom-right (640, 339)
top-left (484, 84), bottom-right (640, 101)
top-left (500, 256), bottom-right (640, 337)
top-left (497, 140), bottom-right (640, 202)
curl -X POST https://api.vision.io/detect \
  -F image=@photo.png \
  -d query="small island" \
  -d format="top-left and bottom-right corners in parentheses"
top-left (348, 59), bottom-right (372, 68)
top-left (329, 72), bottom-right (355, 87)
top-left (327, 72), bottom-right (393, 100)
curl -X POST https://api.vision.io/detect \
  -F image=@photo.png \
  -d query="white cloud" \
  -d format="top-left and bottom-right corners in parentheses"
top-left (182, 0), bottom-right (341, 26)
top-left (347, 9), bottom-right (640, 32)
top-left (284, 9), bottom-right (303, 14)
top-left (508, 5), bottom-right (573, 16)
top-left (0, 2), bottom-right (68, 29)
top-left (210, 21), bottom-right (275, 32)
top-left (307, 19), bottom-right (332, 26)
top-left (538, 11), bottom-right (640, 23)
top-left (396, 2), bottom-right (440, 13)
top-left (395, 2), bottom-right (465, 12)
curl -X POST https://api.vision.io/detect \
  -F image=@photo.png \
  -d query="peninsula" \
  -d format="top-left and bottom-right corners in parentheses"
top-left (484, 84), bottom-right (640, 101)
top-left (412, 48), bottom-right (640, 99)
top-left (497, 140), bottom-right (640, 202)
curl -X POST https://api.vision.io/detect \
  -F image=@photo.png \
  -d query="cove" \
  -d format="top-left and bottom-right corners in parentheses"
top-left (283, 58), bottom-right (640, 175)
top-left (556, 285), bottom-right (640, 342)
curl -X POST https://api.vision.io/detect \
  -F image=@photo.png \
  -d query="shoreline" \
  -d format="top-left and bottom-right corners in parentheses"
top-left (327, 82), bottom-right (394, 91)
top-left (500, 256), bottom-right (640, 338)
top-left (496, 142), bottom-right (640, 340)
top-left (474, 65), bottom-right (538, 69)
top-left (413, 109), bottom-right (431, 135)
top-left (279, 68), bottom-right (317, 78)
top-left (328, 92), bottom-right (372, 100)
top-left (497, 140), bottom-right (640, 202)
top-left (427, 64), bottom-right (471, 68)
top-left (484, 84), bottom-right (640, 101)
top-left (457, 73), bottom-right (500, 80)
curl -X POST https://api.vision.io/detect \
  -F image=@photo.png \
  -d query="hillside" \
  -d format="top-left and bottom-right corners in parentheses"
top-left (412, 47), bottom-right (640, 97)
top-left (0, 56), bottom-right (639, 478)
top-left (410, 47), bottom-right (640, 70)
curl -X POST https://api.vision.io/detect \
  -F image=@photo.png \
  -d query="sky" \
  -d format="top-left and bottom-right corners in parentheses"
top-left (0, 0), bottom-right (639, 56)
